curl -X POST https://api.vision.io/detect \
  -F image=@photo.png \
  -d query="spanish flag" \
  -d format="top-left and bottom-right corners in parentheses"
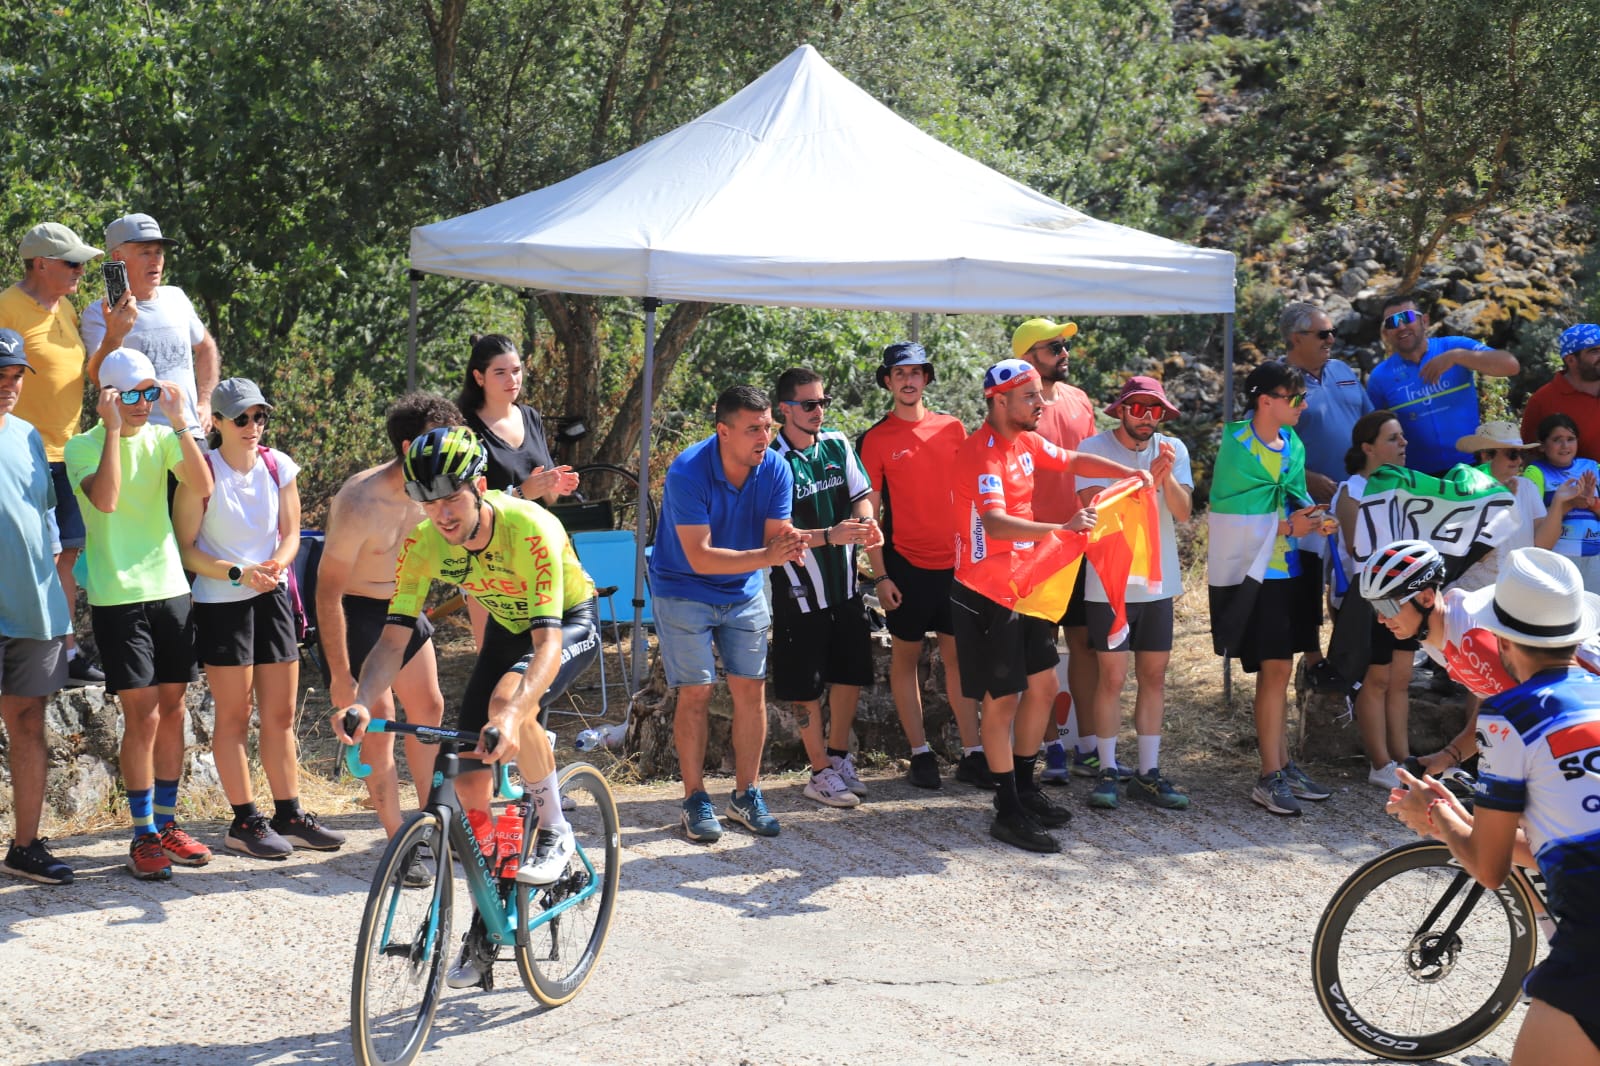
top-left (1009, 477), bottom-right (1162, 645)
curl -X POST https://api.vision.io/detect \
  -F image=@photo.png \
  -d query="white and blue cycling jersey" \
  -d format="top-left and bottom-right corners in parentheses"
top-left (1476, 665), bottom-right (1600, 936)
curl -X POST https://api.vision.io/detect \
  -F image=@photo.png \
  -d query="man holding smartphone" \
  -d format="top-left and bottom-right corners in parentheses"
top-left (0, 221), bottom-right (106, 687)
top-left (81, 213), bottom-right (220, 435)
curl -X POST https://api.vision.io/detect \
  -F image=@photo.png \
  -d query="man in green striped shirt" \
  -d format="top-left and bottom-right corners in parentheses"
top-left (769, 368), bottom-right (884, 808)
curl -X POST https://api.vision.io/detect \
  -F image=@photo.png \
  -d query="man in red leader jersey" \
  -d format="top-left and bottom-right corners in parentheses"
top-left (949, 358), bottom-right (1147, 853)
top-left (859, 342), bottom-right (987, 792)
top-left (1010, 318), bottom-right (1104, 787)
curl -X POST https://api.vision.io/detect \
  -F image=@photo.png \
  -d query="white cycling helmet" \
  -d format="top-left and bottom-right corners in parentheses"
top-left (1359, 539), bottom-right (1446, 612)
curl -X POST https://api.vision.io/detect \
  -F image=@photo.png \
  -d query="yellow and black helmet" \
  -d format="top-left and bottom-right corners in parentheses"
top-left (403, 426), bottom-right (487, 502)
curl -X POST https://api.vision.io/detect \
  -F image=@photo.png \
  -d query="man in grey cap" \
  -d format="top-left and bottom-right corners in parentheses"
top-left (82, 213), bottom-right (220, 434)
top-left (0, 221), bottom-right (105, 687)
top-left (0, 328), bottom-right (76, 884)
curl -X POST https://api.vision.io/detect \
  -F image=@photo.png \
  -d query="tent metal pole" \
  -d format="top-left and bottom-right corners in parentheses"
top-left (630, 297), bottom-right (660, 698)
top-left (1222, 311), bottom-right (1234, 706)
top-left (406, 270), bottom-right (423, 391)
top-left (909, 313), bottom-right (920, 343)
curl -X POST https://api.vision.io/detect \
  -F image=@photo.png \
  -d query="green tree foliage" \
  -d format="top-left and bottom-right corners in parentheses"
top-left (1283, 0), bottom-right (1600, 285)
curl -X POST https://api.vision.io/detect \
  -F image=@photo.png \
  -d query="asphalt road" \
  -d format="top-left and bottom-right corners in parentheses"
top-left (0, 764), bottom-right (1523, 1066)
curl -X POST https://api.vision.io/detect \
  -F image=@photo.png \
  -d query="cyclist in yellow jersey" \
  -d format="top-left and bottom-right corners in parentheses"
top-left (336, 427), bottom-right (599, 902)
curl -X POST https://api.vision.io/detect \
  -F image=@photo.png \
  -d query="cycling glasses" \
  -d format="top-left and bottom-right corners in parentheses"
top-left (1369, 590), bottom-right (1424, 619)
top-left (119, 386), bottom-right (162, 405)
top-left (1269, 391), bottom-right (1308, 407)
top-left (1296, 329), bottom-right (1336, 340)
top-left (230, 411), bottom-right (270, 428)
top-left (782, 397), bottom-right (834, 412)
top-left (1384, 310), bottom-right (1423, 329)
top-left (403, 475), bottom-right (473, 504)
top-left (1123, 402), bottom-right (1168, 421)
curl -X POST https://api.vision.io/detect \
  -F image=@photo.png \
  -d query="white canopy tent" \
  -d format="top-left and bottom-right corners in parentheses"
top-left (408, 43), bottom-right (1238, 696)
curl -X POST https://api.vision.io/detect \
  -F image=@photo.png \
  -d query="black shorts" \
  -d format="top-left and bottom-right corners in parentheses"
top-left (950, 582), bottom-right (1058, 700)
top-left (91, 594), bottom-right (198, 694)
top-left (1056, 564), bottom-right (1089, 629)
top-left (343, 595), bottom-right (434, 676)
top-left (1294, 549), bottom-right (1325, 625)
top-left (1209, 575), bottom-right (1320, 675)
top-left (882, 544), bottom-right (954, 642)
top-left (1524, 933), bottom-right (1600, 1053)
top-left (194, 587), bottom-right (300, 668)
top-left (457, 599), bottom-right (600, 736)
top-left (1086, 597), bottom-right (1175, 653)
top-left (769, 593), bottom-right (875, 702)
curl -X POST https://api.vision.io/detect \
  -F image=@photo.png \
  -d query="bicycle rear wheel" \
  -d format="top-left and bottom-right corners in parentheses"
top-left (1312, 839), bottom-right (1538, 1061)
top-left (514, 763), bottom-right (620, 1007)
top-left (570, 463), bottom-right (657, 545)
top-left (351, 813), bottom-right (453, 1066)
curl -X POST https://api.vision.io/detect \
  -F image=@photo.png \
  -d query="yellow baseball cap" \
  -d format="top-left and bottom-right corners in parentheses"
top-left (1011, 318), bottom-right (1079, 358)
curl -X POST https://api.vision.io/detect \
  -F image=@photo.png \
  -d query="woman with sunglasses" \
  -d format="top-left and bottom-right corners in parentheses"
top-left (172, 378), bottom-right (345, 860)
top-left (1524, 413), bottom-right (1600, 594)
top-left (459, 334), bottom-right (579, 646)
top-left (1452, 422), bottom-right (1566, 593)
top-left (1330, 410), bottom-right (1415, 789)
top-left (1209, 360), bottom-right (1334, 816)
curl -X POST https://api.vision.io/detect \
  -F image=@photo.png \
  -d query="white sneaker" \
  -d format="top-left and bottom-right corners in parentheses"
top-left (829, 753), bottom-right (867, 796)
top-left (1368, 761), bottom-right (1402, 790)
top-left (803, 766), bottom-right (860, 808)
top-left (446, 939), bottom-right (488, 989)
top-left (516, 826), bottom-right (576, 885)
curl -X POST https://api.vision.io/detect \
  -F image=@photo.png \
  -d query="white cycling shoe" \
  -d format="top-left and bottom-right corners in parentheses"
top-left (515, 826), bottom-right (575, 885)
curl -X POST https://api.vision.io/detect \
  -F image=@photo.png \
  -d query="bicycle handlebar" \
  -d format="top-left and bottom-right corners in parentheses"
top-left (340, 710), bottom-right (524, 800)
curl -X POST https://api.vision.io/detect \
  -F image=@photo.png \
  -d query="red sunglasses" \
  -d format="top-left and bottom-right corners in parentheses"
top-left (1123, 401), bottom-right (1168, 421)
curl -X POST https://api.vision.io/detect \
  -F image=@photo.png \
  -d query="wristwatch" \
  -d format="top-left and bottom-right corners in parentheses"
top-left (227, 564), bottom-right (244, 585)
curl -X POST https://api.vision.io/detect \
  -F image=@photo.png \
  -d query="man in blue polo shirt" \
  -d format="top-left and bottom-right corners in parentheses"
top-left (1366, 292), bottom-right (1518, 476)
top-left (650, 384), bottom-right (807, 843)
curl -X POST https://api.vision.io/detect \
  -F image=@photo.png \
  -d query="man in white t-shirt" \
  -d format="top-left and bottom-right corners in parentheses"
top-left (81, 214), bottom-right (220, 432)
top-left (1074, 376), bottom-right (1193, 810)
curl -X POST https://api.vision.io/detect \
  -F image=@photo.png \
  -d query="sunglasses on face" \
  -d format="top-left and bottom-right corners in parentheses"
top-left (1269, 391), bottom-right (1308, 408)
top-left (49, 258), bottom-right (88, 270)
top-left (782, 397), bottom-right (833, 412)
top-left (230, 411), bottom-right (270, 428)
top-left (1486, 449), bottom-right (1526, 462)
top-left (1123, 402), bottom-right (1167, 421)
top-left (1384, 310), bottom-right (1424, 329)
top-left (118, 386), bottom-right (162, 405)
top-left (1297, 329), bottom-right (1336, 340)
top-left (1032, 339), bottom-right (1070, 356)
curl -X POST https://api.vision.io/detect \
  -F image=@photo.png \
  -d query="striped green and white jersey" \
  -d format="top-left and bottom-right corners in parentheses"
top-left (771, 428), bottom-right (872, 610)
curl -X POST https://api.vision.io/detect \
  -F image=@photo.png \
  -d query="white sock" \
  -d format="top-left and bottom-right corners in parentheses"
top-left (1137, 735), bottom-right (1161, 775)
top-left (529, 770), bottom-right (570, 834)
top-left (911, 743), bottom-right (932, 756)
top-left (1097, 735), bottom-right (1118, 772)
top-left (66, 646), bottom-right (79, 661)
top-left (1077, 735), bottom-right (1098, 758)
top-left (963, 745), bottom-right (983, 757)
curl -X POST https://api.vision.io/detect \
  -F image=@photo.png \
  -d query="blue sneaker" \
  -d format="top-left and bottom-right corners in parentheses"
top-left (681, 790), bottom-right (723, 843)
top-left (1040, 743), bottom-right (1071, 785)
top-left (726, 787), bottom-right (780, 837)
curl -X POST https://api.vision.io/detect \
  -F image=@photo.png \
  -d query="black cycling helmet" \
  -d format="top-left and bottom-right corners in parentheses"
top-left (403, 426), bottom-right (487, 502)
top-left (1359, 539), bottom-right (1446, 616)
top-left (875, 341), bottom-right (935, 389)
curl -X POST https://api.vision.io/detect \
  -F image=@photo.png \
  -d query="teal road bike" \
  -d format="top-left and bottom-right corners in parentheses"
top-left (343, 713), bottom-right (620, 1066)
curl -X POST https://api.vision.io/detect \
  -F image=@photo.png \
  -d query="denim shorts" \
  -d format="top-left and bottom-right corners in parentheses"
top-left (49, 462), bottom-right (86, 551)
top-left (654, 593), bottom-right (770, 687)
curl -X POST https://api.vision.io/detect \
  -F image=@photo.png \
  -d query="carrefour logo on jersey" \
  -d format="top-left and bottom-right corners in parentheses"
top-left (1019, 453), bottom-right (1034, 475)
top-left (978, 474), bottom-right (1002, 496)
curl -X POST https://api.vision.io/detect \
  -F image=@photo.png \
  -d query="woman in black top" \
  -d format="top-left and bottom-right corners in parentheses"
top-left (459, 334), bottom-right (579, 646)
top-left (459, 333), bottom-right (577, 504)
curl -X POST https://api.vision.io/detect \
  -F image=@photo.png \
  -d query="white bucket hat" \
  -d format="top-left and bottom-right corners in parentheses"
top-left (1464, 547), bottom-right (1600, 648)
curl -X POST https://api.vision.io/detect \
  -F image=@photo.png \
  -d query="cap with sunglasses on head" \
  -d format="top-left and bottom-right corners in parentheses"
top-left (1105, 375), bottom-right (1179, 420)
top-left (18, 222), bottom-right (103, 264)
top-left (1010, 318), bottom-right (1078, 359)
top-left (211, 377), bottom-right (274, 421)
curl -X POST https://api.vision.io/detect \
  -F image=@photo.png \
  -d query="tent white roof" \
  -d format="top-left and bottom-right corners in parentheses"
top-left (409, 44), bottom-right (1235, 316)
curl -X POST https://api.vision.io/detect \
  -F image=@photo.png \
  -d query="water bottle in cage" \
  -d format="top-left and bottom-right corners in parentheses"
top-left (496, 803), bottom-right (527, 880)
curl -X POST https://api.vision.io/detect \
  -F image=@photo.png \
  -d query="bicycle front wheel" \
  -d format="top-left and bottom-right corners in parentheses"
top-left (352, 812), bottom-right (453, 1066)
top-left (515, 763), bottom-right (620, 1007)
top-left (571, 463), bottom-right (657, 545)
top-left (1312, 839), bottom-right (1538, 1061)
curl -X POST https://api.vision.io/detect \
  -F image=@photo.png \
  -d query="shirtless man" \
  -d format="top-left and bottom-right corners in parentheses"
top-left (317, 393), bottom-right (455, 840)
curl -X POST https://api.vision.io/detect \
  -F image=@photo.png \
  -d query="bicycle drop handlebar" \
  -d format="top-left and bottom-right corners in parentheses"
top-left (339, 709), bottom-right (524, 800)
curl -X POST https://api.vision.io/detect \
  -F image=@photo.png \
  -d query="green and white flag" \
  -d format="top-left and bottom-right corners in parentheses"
top-left (1350, 464), bottom-right (1517, 576)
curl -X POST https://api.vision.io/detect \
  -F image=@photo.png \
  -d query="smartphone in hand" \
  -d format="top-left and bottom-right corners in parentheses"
top-left (102, 260), bottom-right (129, 308)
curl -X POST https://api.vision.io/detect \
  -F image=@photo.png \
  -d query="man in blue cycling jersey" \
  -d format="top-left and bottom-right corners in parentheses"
top-left (1388, 547), bottom-right (1600, 1065)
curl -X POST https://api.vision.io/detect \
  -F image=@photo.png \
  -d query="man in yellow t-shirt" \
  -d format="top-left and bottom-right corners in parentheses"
top-left (0, 223), bottom-right (104, 686)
